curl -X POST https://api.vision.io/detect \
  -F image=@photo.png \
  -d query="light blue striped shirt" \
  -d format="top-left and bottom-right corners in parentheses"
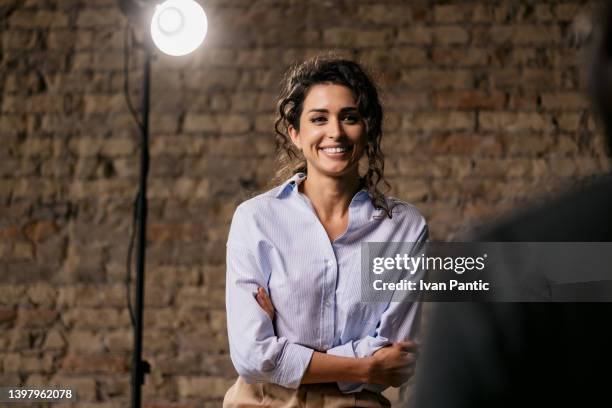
top-left (225, 173), bottom-right (428, 393)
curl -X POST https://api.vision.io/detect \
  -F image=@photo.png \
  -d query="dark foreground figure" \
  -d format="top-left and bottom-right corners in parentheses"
top-left (414, 5), bottom-right (612, 408)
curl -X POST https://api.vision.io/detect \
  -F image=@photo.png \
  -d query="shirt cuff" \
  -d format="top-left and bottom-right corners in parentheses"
top-left (271, 342), bottom-right (314, 389)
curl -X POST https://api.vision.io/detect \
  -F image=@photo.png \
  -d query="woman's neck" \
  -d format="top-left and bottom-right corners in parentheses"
top-left (299, 170), bottom-right (361, 221)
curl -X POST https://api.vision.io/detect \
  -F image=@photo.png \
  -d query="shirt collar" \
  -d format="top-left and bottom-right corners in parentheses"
top-left (275, 173), bottom-right (370, 203)
top-left (275, 173), bottom-right (306, 198)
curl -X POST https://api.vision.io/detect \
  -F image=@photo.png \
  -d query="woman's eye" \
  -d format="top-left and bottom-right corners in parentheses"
top-left (311, 116), bottom-right (327, 123)
top-left (342, 115), bottom-right (359, 123)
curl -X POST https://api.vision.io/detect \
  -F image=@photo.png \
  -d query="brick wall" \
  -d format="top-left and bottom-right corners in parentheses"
top-left (0, 0), bottom-right (608, 406)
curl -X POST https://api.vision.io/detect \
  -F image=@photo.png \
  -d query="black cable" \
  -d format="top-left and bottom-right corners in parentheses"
top-left (123, 19), bottom-right (143, 328)
top-left (124, 21), bottom-right (143, 132)
top-left (126, 192), bottom-right (138, 327)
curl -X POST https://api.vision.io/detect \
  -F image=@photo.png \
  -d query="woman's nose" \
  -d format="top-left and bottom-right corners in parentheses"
top-left (327, 118), bottom-right (344, 138)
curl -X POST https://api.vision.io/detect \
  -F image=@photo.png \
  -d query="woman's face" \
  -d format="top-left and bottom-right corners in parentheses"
top-left (288, 83), bottom-right (366, 179)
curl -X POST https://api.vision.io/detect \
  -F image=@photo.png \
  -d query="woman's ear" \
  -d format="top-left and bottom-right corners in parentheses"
top-left (288, 125), bottom-right (301, 150)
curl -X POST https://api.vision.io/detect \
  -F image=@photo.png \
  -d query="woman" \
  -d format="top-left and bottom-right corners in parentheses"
top-left (224, 57), bottom-right (428, 407)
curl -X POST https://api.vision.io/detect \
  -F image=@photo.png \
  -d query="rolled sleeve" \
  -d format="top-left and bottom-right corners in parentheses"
top-left (270, 342), bottom-right (314, 388)
top-left (226, 208), bottom-right (314, 389)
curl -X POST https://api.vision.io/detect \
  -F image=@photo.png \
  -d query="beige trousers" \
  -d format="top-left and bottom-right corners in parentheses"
top-left (223, 377), bottom-right (391, 408)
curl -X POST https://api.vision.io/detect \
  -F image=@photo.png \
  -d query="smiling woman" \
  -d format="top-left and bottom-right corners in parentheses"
top-left (223, 57), bottom-right (428, 407)
top-left (272, 57), bottom-right (392, 220)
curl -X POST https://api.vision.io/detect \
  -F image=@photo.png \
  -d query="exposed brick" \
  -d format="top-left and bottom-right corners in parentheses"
top-left (49, 376), bottom-right (97, 401)
top-left (60, 354), bottom-right (129, 374)
top-left (60, 308), bottom-right (130, 329)
top-left (0, 285), bottom-right (27, 306)
top-left (57, 284), bottom-right (128, 308)
top-left (541, 92), bottom-right (590, 109)
top-left (428, 133), bottom-right (503, 156)
top-left (398, 25), bottom-right (433, 44)
top-left (432, 47), bottom-right (489, 67)
top-left (434, 4), bottom-right (473, 22)
top-left (104, 329), bottom-right (132, 352)
top-left (42, 330), bottom-right (67, 350)
top-left (435, 91), bottom-right (506, 110)
top-left (9, 10), bottom-right (69, 28)
top-left (491, 68), bottom-right (560, 90)
top-left (0, 308), bottom-right (17, 325)
top-left (356, 5), bottom-right (413, 25)
top-left (0, 115), bottom-right (27, 133)
top-left (557, 113), bottom-right (581, 131)
top-left (535, 4), bottom-right (555, 21)
top-left (3, 94), bottom-right (65, 114)
top-left (323, 28), bottom-right (394, 47)
top-left (555, 3), bottom-right (582, 21)
top-left (83, 94), bottom-right (125, 115)
top-left (359, 47), bottom-right (428, 67)
top-left (3, 353), bottom-right (21, 372)
top-left (433, 26), bottom-right (470, 45)
top-left (150, 135), bottom-right (207, 156)
top-left (175, 287), bottom-right (225, 309)
top-left (471, 4), bottom-right (496, 23)
top-left (401, 69), bottom-right (473, 90)
top-left (202, 265), bottom-right (225, 287)
top-left (68, 180), bottom-right (134, 200)
top-left (68, 330), bottom-right (105, 353)
top-left (47, 30), bottom-right (77, 50)
top-left (184, 114), bottom-right (251, 133)
top-left (402, 112), bottom-right (475, 132)
top-left (26, 283), bottom-right (57, 306)
top-left (392, 180), bottom-right (430, 203)
top-left (76, 9), bottom-right (125, 28)
top-left (480, 112), bottom-right (553, 132)
top-left (16, 308), bottom-right (58, 327)
top-left (22, 221), bottom-right (59, 242)
top-left (473, 25), bottom-right (562, 45)
top-left (502, 133), bottom-right (556, 155)
top-left (2, 30), bottom-right (38, 50)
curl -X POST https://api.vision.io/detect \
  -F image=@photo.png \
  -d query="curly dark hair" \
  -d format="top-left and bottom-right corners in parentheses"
top-left (272, 56), bottom-right (394, 218)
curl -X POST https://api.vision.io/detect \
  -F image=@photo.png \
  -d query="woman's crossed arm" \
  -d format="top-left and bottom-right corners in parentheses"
top-left (256, 288), bottom-right (418, 387)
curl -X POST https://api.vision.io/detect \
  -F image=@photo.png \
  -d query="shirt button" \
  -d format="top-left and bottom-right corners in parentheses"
top-left (326, 260), bottom-right (334, 267)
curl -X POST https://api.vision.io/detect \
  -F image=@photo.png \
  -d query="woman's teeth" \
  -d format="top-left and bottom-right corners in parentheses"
top-left (321, 146), bottom-right (351, 153)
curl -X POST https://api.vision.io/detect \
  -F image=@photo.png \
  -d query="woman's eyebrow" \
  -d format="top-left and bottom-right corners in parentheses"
top-left (307, 107), bottom-right (358, 113)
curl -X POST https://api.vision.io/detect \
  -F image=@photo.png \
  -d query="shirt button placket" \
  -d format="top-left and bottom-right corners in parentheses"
top-left (325, 256), bottom-right (337, 350)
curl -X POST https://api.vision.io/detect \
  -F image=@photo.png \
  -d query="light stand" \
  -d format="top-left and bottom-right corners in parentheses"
top-left (117, 1), bottom-right (207, 407)
top-left (132, 43), bottom-right (151, 408)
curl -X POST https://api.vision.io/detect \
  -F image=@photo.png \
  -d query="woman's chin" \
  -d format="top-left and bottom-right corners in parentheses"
top-left (316, 166), bottom-right (359, 178)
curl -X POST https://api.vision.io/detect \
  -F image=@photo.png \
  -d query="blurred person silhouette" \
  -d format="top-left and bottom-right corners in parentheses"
top-left (412, 4), bottom-right (612, 408)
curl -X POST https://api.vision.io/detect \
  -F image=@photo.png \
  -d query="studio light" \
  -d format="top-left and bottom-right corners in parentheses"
top-left (151, 0), bottom-right (208, 56)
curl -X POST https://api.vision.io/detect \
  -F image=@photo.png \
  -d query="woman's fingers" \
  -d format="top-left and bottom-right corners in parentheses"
top-left (260, 288), bottom-right (274, 310)
top-left (402, 352), bottom-right (417, 365)
top-left (256, 287), bottom-right (275, 320)
top-left (395, 340), bottom-right (419, 352)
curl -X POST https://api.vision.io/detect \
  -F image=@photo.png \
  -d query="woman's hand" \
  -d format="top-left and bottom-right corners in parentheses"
top-left (366, 341), bottom-right (419, 387)
top-left (256, 287), bottom-right (275, 320)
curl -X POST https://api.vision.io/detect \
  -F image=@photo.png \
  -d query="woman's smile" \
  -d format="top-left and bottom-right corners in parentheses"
top-left (318, 144), bottom-right (354, 158)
